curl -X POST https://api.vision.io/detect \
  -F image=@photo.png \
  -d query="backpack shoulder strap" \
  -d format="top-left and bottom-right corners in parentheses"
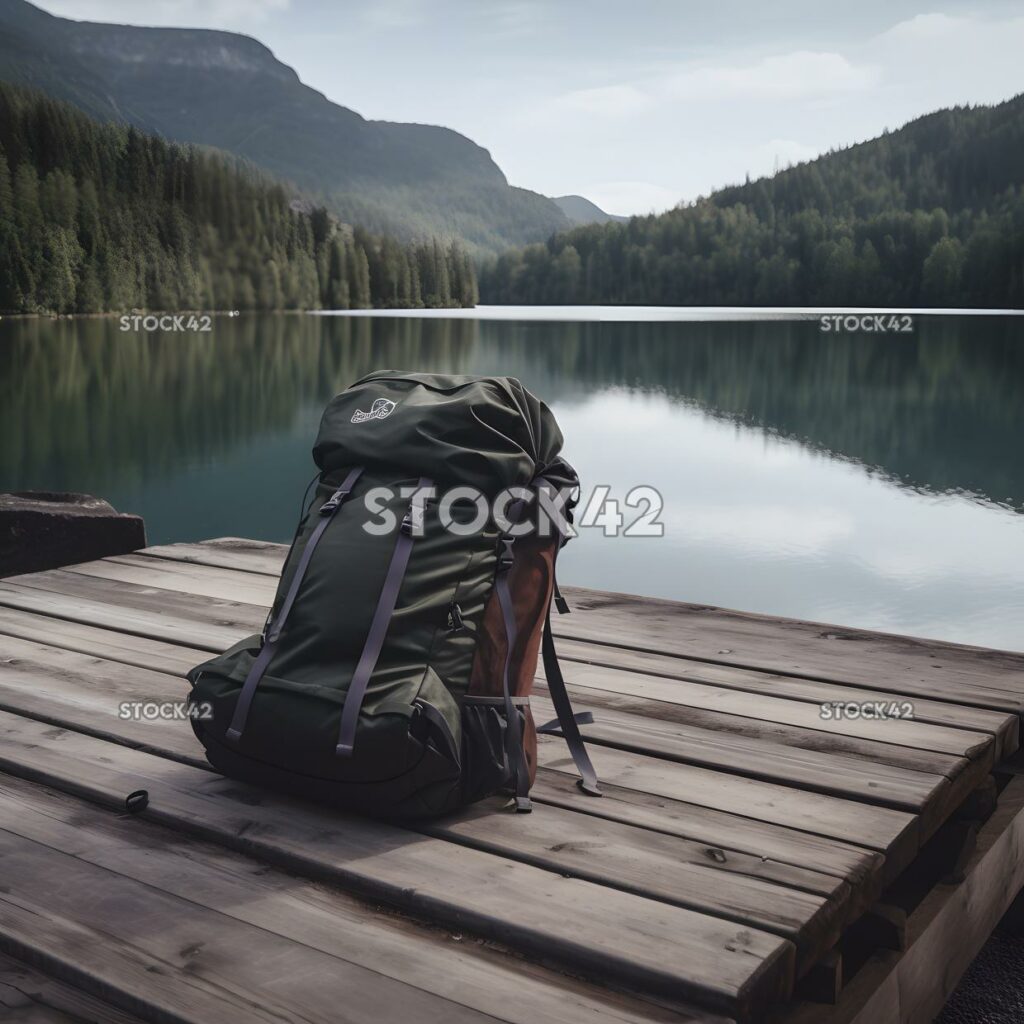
top-left (226, 466), bottom-right (363, 744)
top-left (335, 477), bottom-right (432, 758)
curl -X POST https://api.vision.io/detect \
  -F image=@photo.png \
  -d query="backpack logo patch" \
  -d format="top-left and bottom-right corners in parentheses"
top-left (351, 398), bottom-right (397, 423)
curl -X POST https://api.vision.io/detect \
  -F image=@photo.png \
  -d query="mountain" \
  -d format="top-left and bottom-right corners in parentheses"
top-left (482, 95), bottom-right (1024, 308)
top-left (0, 0), bottom-right (570, 255)
top-left (553, 195), bottom-right (628, 226)
top-left (0, 83), bottom-right (478, 313)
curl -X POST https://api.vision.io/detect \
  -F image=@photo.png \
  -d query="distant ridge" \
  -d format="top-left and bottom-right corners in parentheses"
top-left (553, 195), bottom-right (629, 225)
top-left (483, 95), bottom-right (1024, 308)
top-left (0, 0), bottom-right (571, 254)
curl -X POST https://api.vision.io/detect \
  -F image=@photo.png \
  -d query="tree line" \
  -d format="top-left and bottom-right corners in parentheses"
top-left (0, 83), bottom-right (478, 314)
top-left (480, 96), bottom-right (1024, 308)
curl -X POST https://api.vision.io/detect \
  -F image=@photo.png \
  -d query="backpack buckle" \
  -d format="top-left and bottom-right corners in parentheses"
top-left (497, 537), bottom-right (515, 572)
top-left (319, 486), bottom-right (349, 516)
top-left (447, 602), bottom-right (465, 631)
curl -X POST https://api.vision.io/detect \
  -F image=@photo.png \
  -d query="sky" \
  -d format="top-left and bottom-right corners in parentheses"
top-left (34, 0), bottom-right (1024, 216)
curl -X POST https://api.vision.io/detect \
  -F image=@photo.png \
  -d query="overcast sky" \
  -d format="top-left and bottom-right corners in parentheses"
top-left (36, 0), bottom-right (1024, 215)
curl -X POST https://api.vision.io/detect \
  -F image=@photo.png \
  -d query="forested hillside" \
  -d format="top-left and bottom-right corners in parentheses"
top-left (482, 95), bottom-right (1024, 308)
top-left (0, 85), bottom-right (477, 314)
top-left (0, 0), bottom-right (568, 256)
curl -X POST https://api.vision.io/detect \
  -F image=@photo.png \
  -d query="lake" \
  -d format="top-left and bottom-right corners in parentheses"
top-left (2, 308), bottom-right (1022, 651)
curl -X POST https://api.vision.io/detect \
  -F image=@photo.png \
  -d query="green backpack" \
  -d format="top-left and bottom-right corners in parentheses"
top-left (187, 372), bottom-right (600, 818)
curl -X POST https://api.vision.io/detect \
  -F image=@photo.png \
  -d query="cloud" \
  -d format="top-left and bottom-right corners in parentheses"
top-left (665, 51), bottom-right (879, 101)
top-left (546, 48), bottom-right (878, 127)
top-left (553, 84), bottom-right (651, 118)
top-left (879, 12), bottom-right (971, 42)
top-left (358, 0), bottom-right (425, 31)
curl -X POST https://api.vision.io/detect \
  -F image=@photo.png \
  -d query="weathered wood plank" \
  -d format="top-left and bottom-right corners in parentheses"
top-left (538, 663), bottom-right (996, 763)
top-left (0, 637), bottom-right (852, 973)
top-left (0, 604), bottom-right (207, 675)
top-left (141, 538), bottom-right (286, 576)
top-left (555, 588), bottom-right (1024, 711)
top-left (418, 798), bottom-right (852, 972)
top-left (553, 641), bottom-right (1019, 758)
top-left (538, 680), bottom-right (972, 779)
top-left (536, 736), bottom-right (919, 869)
top-left (134, 540), bottom-right (1024, 709)
top-left (5, 566), bottom-right (1003, 772)
top-left (0, 775), bottom-right (693, 1024)
top-left (0, 950), bottom-right (146, 1024)
top-left (0, 629), bottom-right (916, 863)
top-left (0, 712), bottom-right (794, 1020)
top-left (773, 776), bottom-right (1024, 1024)
top-left (70, 553), bottom-right (276, 607)
top-left (530, 691), bottom-right (972, 838)
top-left (0, 634), bottom-right (205, 765)
top-left (0, 630), bottom-right (888, 909)
top-left (0, 620), bottom-right (963, 819)
top-left (0, 822), bottom-right (502, 1024)
top-left (0, 577), bottom-right (244, 650)
top-left (528, 773), bottom-right (884, 888)
top-left (90, 552), bottom-right (1022, 757)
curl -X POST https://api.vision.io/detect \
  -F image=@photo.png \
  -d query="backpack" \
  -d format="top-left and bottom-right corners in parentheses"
top-left (187, 372), bottom-right (600, 818)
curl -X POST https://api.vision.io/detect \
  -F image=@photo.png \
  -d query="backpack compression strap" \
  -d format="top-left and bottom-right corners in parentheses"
top-left (226, 466), bottom-right (364, 744)
top-left (335, 478), bottom-right (432, 758)
top-left (494, 537), bottom-right (533, 812)
top-left (537, 609), bottom-right (601, 796)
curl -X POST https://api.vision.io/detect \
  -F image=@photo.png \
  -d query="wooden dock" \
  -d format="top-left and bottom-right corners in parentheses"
top-left (0, 537), bottom-right (1022, 1024)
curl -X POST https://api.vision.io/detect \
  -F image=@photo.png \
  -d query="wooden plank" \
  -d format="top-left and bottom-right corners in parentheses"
top-left (539, 662), bottom-right (995, 763)
top-left (0, 604), bottom-right (207, 675)
top-left (529, 773), bottom-right (885, 889)
top-left (70, 553), bottom-right (276, 607)
top-left (0, 643), bottom-right (888, 946)
top-left (0, 628), bottom-right (915, 864)
top-left (132, 541), bottom-right (1024, 710)
top-left (0, 819), bottom-right (503, 1024)
top-left (532, 690), bottom-right (964, 813)
top-left (0, 950), bottom-right (146, 1024)
top-left (0, 711), bottom-right (794, 1021)
top-left (419, 798), bottom-right (852, 973)
top-left (554, 587), bottom-right (1024, 712)
top-left (85, 552), bottom-right (1021, 756)
top-left (553, 640), bottom-right (1019, 758)
top-left (55, 550), bottom-right (1020, 764)
top-left (773, 776), bottom-right (1024, 1024)
top-left (536, 736), bottom-right (920, 868)
top-left (0, 623), bottom-right (962, 821)
top-left (0, 577), bottom-right (244, 650)
top-left (0, 775), bottom-right (693, 1024)
top-left (532, 694), bottom-right (976, 844)
top-left (538, 680), bottom-right (973, 779)
top-left (0, 610), bottom-right (958, 868)
top-left (0, 637), bottom-right (851, 974)
top-left (0, 634), bottom-right (205, 765)
top-left (140, 538), bottom-right (287, 576)
top-left (4, 565), bottom-right (1002, 771)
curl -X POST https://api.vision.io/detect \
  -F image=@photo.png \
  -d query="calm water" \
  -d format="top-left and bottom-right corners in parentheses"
top-left (2, 309), bottom-right (1022, 651)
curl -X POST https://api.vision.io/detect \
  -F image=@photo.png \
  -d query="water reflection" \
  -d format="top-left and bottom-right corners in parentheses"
top-left (1, 311), bottom-right (1021, 648)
